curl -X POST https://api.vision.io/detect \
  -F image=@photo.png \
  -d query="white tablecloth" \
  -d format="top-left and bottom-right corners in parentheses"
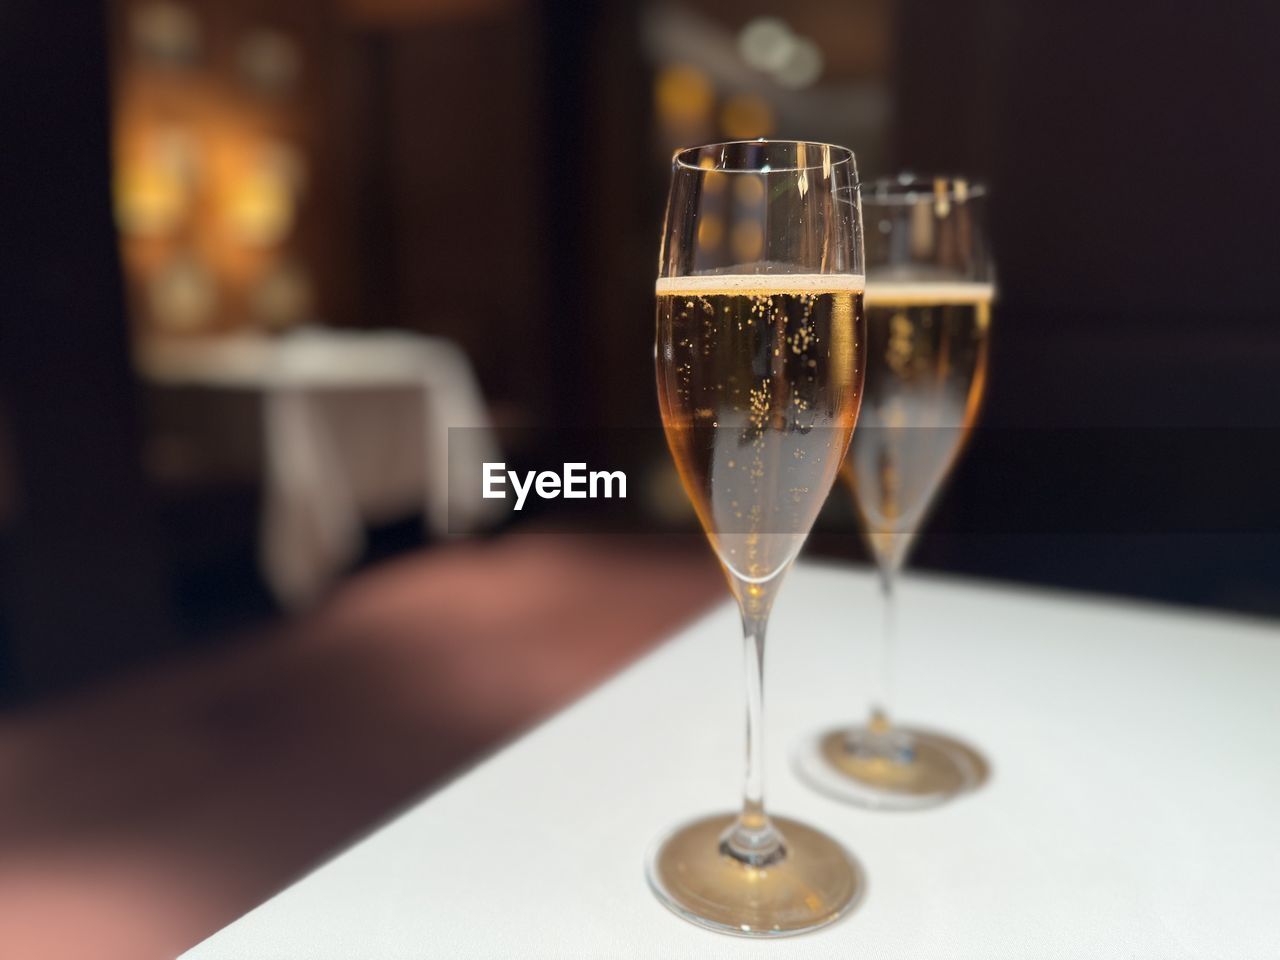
top-left (181, 563), bottom-right (1280, 958)
top-left (138, 330), bottom-right (502, 606)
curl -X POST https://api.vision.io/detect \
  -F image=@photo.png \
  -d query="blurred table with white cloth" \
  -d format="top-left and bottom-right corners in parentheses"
top-left (137, 329), bottom-right (503, 606)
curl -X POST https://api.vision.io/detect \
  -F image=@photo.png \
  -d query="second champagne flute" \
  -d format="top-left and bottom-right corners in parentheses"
top-left (795, 175), bottom-right (994, 810)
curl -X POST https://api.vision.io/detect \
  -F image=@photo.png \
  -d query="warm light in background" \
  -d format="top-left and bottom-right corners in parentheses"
top-left (696, 214), bottom-right (723, 251)
top-left (730, 219), bottom-right (763, 262)
top-left (719, 93), bottom-right (774, 140)
top-left (698, 156), bottom-right (726, 196)
top-left (112, 0), bottom-right (315, 335)
top-left (222, 146), bottom-right (298, 248)
top-left (224, 171), bottom-right (293, 247)
top-left (655, 63), bottom-right (713, 133)
top-left (115, 158), bottom-right (188, 238)
top-left (115, 128), bottom-right (196, 238)
top-left (733, 173), bottom-right (765, 208)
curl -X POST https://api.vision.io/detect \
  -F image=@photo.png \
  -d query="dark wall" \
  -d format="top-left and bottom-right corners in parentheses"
top-left (0, 0), bottom-right (174, 699)
top-left (893, 0), bottom-right (1280, 612)
top-left (342, 9), bottom-right (550, 420)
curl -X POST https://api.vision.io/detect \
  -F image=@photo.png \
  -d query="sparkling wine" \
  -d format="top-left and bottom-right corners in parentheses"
top-left (844, 281), bottom-right (993, 564)
top-left (656, 273), bottom-right (865, 585)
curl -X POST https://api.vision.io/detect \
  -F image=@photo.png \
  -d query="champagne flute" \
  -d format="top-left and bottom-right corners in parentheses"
top-left (796, 175), bottom-right (994, 810)
top-left (648, 140), bottom-right (866, 936)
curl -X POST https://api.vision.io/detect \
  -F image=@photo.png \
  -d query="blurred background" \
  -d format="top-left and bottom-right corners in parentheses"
top-left (1, 0), bottom-right (1277, 956)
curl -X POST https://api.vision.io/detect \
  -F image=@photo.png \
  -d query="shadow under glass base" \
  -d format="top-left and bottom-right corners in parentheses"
top-left (794, 726), bottom-right (986, 811)
top-left (645, 813), bottom-right (864, 937)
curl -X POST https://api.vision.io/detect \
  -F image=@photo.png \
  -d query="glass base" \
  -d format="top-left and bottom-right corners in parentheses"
top-left (794, 725), bottom-right (985, 811)
top-left (646, 813), bottom-right (864, 937)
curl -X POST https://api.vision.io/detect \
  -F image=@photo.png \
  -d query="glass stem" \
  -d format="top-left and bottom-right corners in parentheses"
top-left (861, 535), bottom-right (915, 761)
top-left (869, 558), bottom-right (896, 736)
top-left (721, 584), bottom-right (785, 867)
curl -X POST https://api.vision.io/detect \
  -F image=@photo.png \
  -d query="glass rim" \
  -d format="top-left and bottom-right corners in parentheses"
top-left (672, 139), bottom-right (856, 174)
top-left (862, 173), bottom-right (988, 203)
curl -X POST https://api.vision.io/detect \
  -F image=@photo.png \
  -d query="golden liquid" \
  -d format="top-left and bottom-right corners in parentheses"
top-left (844, 282), bottom-right (993, 561)
top-left (656, 274), bottom-right (864, 590)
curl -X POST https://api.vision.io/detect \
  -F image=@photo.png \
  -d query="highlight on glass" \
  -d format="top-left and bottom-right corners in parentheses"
top-left (794, 174), bottom-right (995, 810)
top-left (648, 140), bottom-right (866, 936)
